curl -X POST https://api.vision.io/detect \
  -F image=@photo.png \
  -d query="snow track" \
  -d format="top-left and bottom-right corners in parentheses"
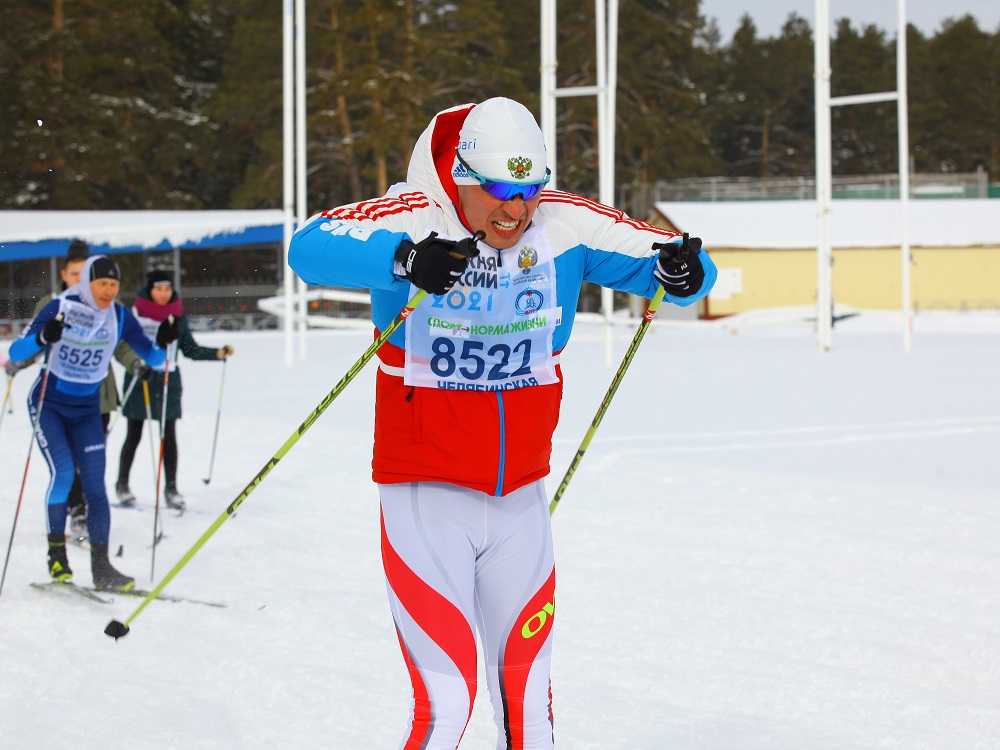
top-left (1, 312), bottom-right (998, 748)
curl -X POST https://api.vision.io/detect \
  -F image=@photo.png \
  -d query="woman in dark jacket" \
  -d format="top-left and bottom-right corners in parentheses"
top-left (115, 271), bottom-right (233, 511)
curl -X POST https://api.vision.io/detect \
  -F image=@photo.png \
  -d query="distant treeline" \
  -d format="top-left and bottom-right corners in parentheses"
top-left (2, 0), bottom-right (997, 211)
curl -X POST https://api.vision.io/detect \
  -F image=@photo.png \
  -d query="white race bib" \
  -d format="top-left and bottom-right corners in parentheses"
top-left (49, 299), bottom-right (118, 384)
top-left (404, 226), bottom-right (560, 392)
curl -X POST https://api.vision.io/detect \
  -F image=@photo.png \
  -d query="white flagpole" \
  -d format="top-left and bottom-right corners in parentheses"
top-left (897, 0), bottom-right (912, 351)
top-left (814, 0), bottom-right (833, 351)
top-left (282, 0), bottom-right (294, 366)
top-left (540, 0), bottom-right (557, 189)
top-left (294, 0), bottom-right (308, 360)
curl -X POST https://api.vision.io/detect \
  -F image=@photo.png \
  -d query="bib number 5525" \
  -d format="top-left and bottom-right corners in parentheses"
top-left (430, 337), bottom-right (532, 381)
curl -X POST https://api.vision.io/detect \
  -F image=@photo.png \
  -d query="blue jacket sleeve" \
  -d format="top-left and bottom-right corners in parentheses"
top-left (8, 299), bottom-right (59, 363)
top-left (120, 305), bottom-right (166, 368)
top-left (289, 217), bottom-right (412, 292)
top-left (582, 244), bottom-right (717, 307)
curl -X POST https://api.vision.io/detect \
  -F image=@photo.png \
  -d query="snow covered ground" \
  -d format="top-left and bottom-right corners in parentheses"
top-left (1, 310), bottom-right (998, 749)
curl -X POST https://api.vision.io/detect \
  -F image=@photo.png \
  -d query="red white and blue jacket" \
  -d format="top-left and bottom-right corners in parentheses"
top-left (290, 103), bottom-right (716, 496)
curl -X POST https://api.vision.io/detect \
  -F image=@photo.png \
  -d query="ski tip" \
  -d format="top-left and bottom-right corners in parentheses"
top-left (104, 619), bottom-right (130, 640)
top-left (115, 544), bottom-right (124, 558)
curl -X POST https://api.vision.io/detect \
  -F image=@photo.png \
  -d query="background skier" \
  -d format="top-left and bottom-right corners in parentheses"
top-left (6, 255), bottom-right (176, 591)
top-left (115, 271), bottom-right (234, 512)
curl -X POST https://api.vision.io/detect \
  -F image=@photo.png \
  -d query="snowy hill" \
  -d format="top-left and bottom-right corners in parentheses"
top-left (1, 312), bottom-right (998, 748)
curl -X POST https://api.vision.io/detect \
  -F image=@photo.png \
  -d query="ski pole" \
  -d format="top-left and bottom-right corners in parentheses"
top-left (105, 290), bottom-right (428, 639)
top-left (0, 375), bottom-right (13, 434)
top-left (202, 358), bottom-right (227, 486)
top-left (150, 341), bottom-right (174, 580)
top-left (141, 379), bottom-right (158, 483)
top-left (549, 233), bottom-right (700, 516)
top-left (0, 348), bottom-right (53, 599)
top-left (105, 371), bottom-right (141, 436)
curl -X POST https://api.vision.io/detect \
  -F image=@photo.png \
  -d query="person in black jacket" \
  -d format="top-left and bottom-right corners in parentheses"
top-left (115, 271), bottom-right (234, 511)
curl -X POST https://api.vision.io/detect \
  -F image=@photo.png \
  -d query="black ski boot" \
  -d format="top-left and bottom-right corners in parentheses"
top-left (47, 534), bottom-right (73, 582)
top-left (115, 481), bottom-right (136, 507)
top-left (164, 484), bottom-right (186, 512)
top-left (91, 544), bottom-right (135, 592)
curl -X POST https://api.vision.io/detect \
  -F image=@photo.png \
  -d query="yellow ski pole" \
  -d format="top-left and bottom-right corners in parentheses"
top-left (548, 232), bottom-right (703, 516)
top-left (104, 290), bottom-right (427, 639)
top-left (0, 375), bottom-right (14, 434)
top-left (548, 285), bottom-right (666, 516)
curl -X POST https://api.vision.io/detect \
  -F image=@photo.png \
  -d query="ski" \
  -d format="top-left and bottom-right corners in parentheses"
top-left (103, 586), bottom-right (227, 609)
top-left (112, 502), bottom-right (143, 510)
top-left (31, 581), bottom-right (225, 608)
top-left (30, 581), bottom-right (112, 604)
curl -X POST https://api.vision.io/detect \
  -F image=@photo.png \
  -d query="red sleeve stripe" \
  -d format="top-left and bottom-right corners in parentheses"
top-left (321, 192), bottom-right (430, 222)
top-left (540, 190), bottom-right (678, 237)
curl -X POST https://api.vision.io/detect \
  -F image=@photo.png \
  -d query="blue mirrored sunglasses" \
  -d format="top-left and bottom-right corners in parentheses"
top-left (455, 151), bottom-right (550, 201)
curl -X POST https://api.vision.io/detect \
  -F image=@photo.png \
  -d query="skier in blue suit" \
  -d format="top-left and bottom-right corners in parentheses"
top-left (7, 255), bottom-right (178, 591)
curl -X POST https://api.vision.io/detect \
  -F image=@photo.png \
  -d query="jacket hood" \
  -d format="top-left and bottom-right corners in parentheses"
top-left (404, 103), bottom-right (477, 232)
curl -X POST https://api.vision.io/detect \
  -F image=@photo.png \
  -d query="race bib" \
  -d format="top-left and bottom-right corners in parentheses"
top-left (48, 299), bottom-right (118, 384)
top-left (404, 226), bottom-right (560, 391)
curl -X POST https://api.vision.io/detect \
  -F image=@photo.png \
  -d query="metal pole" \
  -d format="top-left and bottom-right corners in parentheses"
top-left (282, 0), bottom-right (294, 366)
top-left (596, 0), bottom-right (613, 322)
top-left (814, 0), bottom-right (833, 351)
top-left (540, 0), bottom-right (557, 189)
top-left (173, 246), bottom-right (181, 297)
top-left (294, 0), bottom-right (308, 360)
top-left (897, 0), bottom-right (912, 352)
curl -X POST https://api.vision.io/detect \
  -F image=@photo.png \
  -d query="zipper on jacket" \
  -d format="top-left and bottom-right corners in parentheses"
top-left (494, 391), bottom-right (506, 496)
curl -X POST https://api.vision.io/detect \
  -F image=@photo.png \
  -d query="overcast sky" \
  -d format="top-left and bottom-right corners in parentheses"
top-left (701, 0), bottom-right (1000, 41)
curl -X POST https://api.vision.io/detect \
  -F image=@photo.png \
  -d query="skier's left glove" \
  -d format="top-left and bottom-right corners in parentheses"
top-left (653, 234), bottom-right (704, 298)
top-left (217, 345), bottom-right (234, 360)
top-left (156, 315), bottom-right (179, 347)
top-left (130, 360), bottom-right (153, 381)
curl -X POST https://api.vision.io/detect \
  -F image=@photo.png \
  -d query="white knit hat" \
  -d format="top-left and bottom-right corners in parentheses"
top-left (451, 97), bottom-right (549, 185)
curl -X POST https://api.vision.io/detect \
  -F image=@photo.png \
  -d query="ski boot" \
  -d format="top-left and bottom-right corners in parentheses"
top-left (115, 481), bottom-right (136, 507)
top-left (91, 544), bottom-right (135, 592)
top-left (68, 503), bottom-right (88, 536)
top-left (47, 534), bottom-right (73, 582)
top-left (165, 484), bottom-right (186, 513)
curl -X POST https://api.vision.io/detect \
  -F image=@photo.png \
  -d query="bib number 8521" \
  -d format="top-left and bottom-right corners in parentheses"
top-left (430, 338), bottom-right (532, 381)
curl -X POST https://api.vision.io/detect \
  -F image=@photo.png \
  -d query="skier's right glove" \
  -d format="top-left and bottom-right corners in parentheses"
top-left (156, 316), bottom-right (179, 347)
top-left (394, 232), bottom-right (482, 295)
top-left (37, 314), bottom-right (65, 346)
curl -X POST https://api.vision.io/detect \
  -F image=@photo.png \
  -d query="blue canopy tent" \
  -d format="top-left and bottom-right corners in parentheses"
top-left (0, 210), bottom-right (285, 261)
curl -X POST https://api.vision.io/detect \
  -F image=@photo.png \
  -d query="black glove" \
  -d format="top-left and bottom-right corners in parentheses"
top-left (37, 314), bottom-right (65, 345)
top-left (156, 316), bottom-right (179, 347)
top-left (394, 232), bottom-right (482, 295)
top-left (130, 360), bottom-right (153, 380)
top-left (653, 233), bottom-right (705, 298)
